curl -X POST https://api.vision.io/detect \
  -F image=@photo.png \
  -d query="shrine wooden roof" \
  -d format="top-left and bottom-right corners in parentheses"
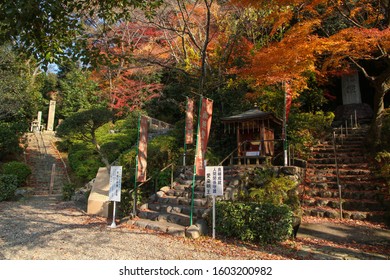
top-left (220, 108), bottom-right (282, 125)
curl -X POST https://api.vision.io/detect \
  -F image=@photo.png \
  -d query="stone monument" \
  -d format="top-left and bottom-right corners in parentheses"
top-left (47, 100), bottom-right (56, 131)
top-left (37, 111), bottom-right (42, 131)
top-left (87, 167), bottom-right (111, 218)
top-left (341, 71), bottom-right (362, 105)
top-left (335, 71), bottom-right (373, 124)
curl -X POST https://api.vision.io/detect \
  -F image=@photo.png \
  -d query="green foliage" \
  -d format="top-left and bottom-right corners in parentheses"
top-left (252, 86), bottom-right (285, 119)
top-left (57, 64), bottom-right (104, 118)
top-left (1, 161), bottom-right (31, 187)
top-left (215, 201), bottom-right (293, 243)
top-left (96, 122), bottom-right (138, 163)
top-left (62, 183), bottom-right (77, 201)
top-left (248, 168), bottom-right (296, 205)
top-left (0, 44), bottom-right (41, 124)
top-left (68, 144), bottom-right (102, 181)
top-left (0, 122), bottom-right (22, 159)
top-left (288, 111), bottom-right (334, 159)
top-left (0, 174), bottom-right (18, 201)
top-left (148, 135), bottom-right (180, 171)
top-left (56, 107), bottom-right (113, 141)
top-left (0, 0), bottom-right (163, 66)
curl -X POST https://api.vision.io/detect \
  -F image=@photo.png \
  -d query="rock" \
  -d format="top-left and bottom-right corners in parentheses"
top-left (186, 225), bottom-right (201, 239)
top-left (351, 212), bottom-right (366, 220)
top-left (156, 191), bottom-right (166, 198)
top-left (160, 186), bottom-right (171, 193)
top-left (195, 219), bottom-right (209, 236)
top-left (148, 194), bottom-right (157, 202)
top-left (281, 166), bottom-right (299, 175)
top-left (324, 210), bottom-right (339, 219)
top-left (14, 188), bottom-right (33, 199)
top-left (139, 203), bottom-right (149, 211)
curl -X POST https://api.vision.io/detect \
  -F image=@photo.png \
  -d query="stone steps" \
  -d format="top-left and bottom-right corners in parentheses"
top-left (304, 188), bottom-right (384, 200)
top-left (25, 132), bottom-right (68, 196)
top-left (303, 206), bottom-right (385, 222)
top-left (302, 126), bottom-right (388, 222)
top-left (133, 165), bottom-right (255, 238)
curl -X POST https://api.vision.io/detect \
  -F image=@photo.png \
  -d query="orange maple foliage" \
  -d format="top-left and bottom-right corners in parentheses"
top-left (88, 20), bottom-right (166, 114)
top-left (230, 0), bottom-right (390, 117)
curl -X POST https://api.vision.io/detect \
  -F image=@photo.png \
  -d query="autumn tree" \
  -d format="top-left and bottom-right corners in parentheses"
top-left (231, 0), bottom-right (390, 139)
top-left (87, 20), bottom-right (165, 115)
top-left (131, 0), bottom-right (221, 95)
top-left (0, 0), bottom-right (163, 66)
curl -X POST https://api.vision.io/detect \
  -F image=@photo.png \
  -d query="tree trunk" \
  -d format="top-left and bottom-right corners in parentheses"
top-left (91, 135), bottom-right (111, 169)
top-left (370, 69), bottom-right (390, 144)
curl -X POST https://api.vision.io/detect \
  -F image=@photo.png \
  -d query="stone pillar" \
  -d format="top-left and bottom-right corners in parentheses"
top-left (37, 111), bottom-right (42, 131)
top-left (47, 100), bottom-right (56, 131)
top-left (342, 72), bottom-right (362, 105)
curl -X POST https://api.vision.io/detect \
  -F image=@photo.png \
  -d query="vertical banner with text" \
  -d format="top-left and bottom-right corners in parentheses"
top-left (185, 98), bottom-right (194, 144)
top-left (137, 116), bottom-right (148, 182)
top-left (195, 98), bottom-right (213, 176)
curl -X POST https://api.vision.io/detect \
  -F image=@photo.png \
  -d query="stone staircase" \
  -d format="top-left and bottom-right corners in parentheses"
top-left (301, 125), bottom-right (388, 222)
top-left (129, 165), bottom-right (249, 237)
top-left (25, 131), bottom-right (69, 196)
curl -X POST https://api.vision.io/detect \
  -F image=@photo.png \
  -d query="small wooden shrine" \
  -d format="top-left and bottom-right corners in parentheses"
top-left (221, 108), bottom-right (282, 164)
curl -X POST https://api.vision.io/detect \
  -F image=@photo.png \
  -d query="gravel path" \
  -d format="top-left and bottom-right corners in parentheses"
top-left (0, 196), bottom-right (228, 260)
top-left (1, 195), bottom-right (389, 260)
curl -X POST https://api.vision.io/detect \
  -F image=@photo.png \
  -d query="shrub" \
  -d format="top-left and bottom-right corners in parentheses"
top-left (0, 174), bottom-right (18, 201)
top-left (62, 183), bottom-right (77, 201)
top-left (0, 123), bottom-right (21, 159)
top-left (215, 201), bottom-right (293, 243)
top-left (288, 111), bottom-right (334, 159)
top-left (1, 161), bottom-right (31, 187)
top-left (68, 145), bottom-right (101, 181)
top-left (248, 168), bottom-right (296, 205)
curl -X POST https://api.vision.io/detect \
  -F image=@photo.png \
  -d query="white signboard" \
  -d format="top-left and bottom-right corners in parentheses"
top-left (109, 166), bottom-right (122, 202)
top-left (205, 166), bottom-right (224, 196)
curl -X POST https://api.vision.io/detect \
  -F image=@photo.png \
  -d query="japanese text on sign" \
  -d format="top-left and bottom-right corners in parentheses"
top-left (205, 166), bottom-right (224, 196)
top-left (109, 166), bottom-right (122, 202)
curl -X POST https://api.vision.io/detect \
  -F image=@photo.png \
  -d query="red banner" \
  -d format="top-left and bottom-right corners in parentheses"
top-left (195, 98), bottom-right (213, 176)
top-left (185, 98), bottom-right (194, 144)
top-left (285, 82), bottom-right (293, 122)
top-left (137, 116), bottom-right (148, 182)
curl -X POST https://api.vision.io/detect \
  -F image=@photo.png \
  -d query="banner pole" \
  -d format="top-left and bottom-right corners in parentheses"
top-left (283, 82), bottom-right (288, 167)
top-left (133, 114), bottom-right (141, 216)
top-left (183, 97), bottom-right (188, 167)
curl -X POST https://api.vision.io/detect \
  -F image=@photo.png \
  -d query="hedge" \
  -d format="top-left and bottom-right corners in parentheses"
top-left (215, 201), bottom-right (293, 243)
top-left (0, 174), bottom-right (18, 201)
top-left (1, 161), bottom-right (31, 187)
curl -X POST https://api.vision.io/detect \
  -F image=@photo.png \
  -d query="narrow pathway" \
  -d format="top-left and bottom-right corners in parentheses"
top-left (25, 131), bottom-right (69, 195)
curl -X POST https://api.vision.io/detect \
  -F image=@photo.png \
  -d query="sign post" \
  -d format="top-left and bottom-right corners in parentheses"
top-left (205, 166), bottom-right (224, 239)
top-left (109, 166), bottom-right (122, 228)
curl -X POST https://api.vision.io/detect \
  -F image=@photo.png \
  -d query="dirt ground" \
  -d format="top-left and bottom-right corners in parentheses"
top-left (0, 196), bottom-right (389, 260)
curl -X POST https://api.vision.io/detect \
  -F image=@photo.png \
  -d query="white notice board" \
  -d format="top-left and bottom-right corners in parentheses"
top-left (109, 166), bottom-right (122, 202)
top-left (205, 166), bottom-right (224, 196)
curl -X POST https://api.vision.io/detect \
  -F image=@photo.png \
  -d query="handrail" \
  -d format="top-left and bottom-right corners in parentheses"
top-left (138, 162), bottom-right (174, 188)
top-left (332, 130), bottom-right (343, 219)
top-left (217, 140), bottom-right (250, 166)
